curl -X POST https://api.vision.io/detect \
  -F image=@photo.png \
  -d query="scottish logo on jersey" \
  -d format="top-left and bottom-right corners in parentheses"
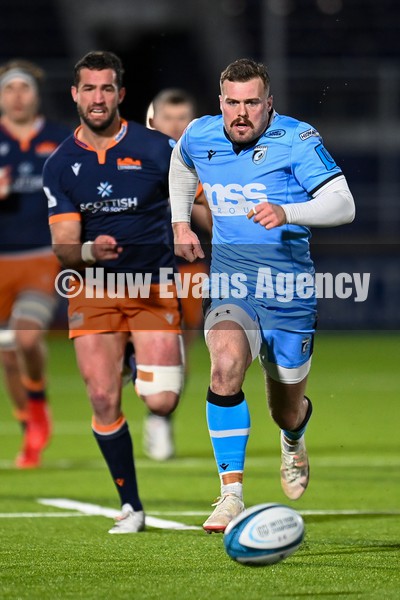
top-left (97, 182), bottom-right (113, 198)
top-left (252, 145), bottom-right (268, 165)
top-left (13, 162), bottom-right (43, 193)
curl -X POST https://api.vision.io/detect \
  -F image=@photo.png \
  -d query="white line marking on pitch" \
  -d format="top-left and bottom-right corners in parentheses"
top-left (38, 498), bottom-right (201, 530)
top-left (148, 509), bottom-right (400, 517)
top-left (0, 503), bottom-right (397, 521)
top-left (0, 512), bottom-right (89, 518)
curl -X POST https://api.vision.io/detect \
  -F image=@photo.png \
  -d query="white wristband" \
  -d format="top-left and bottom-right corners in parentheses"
top-left (81, 241), bottom-right (96, 265)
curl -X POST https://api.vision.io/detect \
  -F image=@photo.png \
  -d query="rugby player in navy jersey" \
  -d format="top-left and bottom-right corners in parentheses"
top-left (169, 58), bottom-right (355, 532)
top-left (43, 51), bottom-right (184, 534)
top-left (0, 59), bottom-right (70, 468)
top-left (139, 88), bottom-right (211, 461)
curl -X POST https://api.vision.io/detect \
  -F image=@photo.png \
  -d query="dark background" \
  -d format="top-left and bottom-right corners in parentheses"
top-left (1, 0), bottom-right (399, 328)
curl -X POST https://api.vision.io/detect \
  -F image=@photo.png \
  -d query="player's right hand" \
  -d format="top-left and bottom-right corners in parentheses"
top-left (172, 222), bottom-right (205, 263)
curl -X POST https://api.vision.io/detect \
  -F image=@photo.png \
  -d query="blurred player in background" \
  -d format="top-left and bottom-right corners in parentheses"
top-left (0, 59), bottom-right (70, 468)
top-left (170, 58), bottom-right (355, 532)
top-left (43, 51), bottom-right (184, 534)
top-left (137, 88), bottom-right (211, 461)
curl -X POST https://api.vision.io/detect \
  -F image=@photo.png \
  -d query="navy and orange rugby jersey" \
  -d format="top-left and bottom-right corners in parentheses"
top-left (43, 120), bottom-right (177, 278)
top-left (0, 118), bottom-right (70, 253)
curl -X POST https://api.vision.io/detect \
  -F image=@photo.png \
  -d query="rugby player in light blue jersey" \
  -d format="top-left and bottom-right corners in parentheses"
top-left (43, 51), bottom-right (185, 534)
top-left (169, 58), bottom-right (355, 533)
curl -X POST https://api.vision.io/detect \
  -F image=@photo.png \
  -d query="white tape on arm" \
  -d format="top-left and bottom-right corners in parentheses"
top-left (282, 175), bottom-right (355, 227)
top-left (81, 241), bottom-right (96, 265)
top-left (169, 140), bottom-right (199, 223)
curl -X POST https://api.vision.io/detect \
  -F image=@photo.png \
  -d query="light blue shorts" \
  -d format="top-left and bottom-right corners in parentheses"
top-left (204, 297), bottom-right (316, 383)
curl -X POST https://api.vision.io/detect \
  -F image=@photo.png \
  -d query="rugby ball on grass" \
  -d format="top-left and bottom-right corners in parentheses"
top-left (224, 503), bottom-right (304, 565)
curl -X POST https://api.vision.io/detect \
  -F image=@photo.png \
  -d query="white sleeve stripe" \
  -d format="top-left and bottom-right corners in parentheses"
top-left (209, 428), bottom-right (250, 438)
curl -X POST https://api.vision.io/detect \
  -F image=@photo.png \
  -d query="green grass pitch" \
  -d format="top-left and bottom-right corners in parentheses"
top-left (0, 332), bottom-right (399, 599)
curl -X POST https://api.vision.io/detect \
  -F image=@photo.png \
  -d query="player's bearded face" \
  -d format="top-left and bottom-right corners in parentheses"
top-left (72, 69), bottom-right (125, 132)
top-left (77, 102), bottom-right (118, 132)
top-left (220, 78), bottom-right (273, 144)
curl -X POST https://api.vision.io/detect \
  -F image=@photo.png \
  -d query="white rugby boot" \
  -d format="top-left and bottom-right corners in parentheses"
top-left (280, 431), bottom-right (309, 500)
top-left (108, 504), bottom-right (145, 534)
top-left (203, 494), bottom-right (245, 533)
top-left (143, 414), bottom-right (174, 461)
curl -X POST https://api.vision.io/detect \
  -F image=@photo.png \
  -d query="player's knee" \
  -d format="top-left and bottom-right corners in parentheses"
top-left (135, 364), bottom-right (184, 396)
top-left (210, 351), bottom-right (245, 391)
top-left (145, 391), bottom-right (180, 417)
top-left (0, 348), bottom-right (18, 369)
top-left (87, 386), bottom-right (119, 417)
top-left (14, 328), bottom-right (42, 353)
top-left (135, 364), bottom-right (184, 410)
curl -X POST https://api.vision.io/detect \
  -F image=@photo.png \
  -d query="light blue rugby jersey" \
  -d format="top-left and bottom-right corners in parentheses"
top-left (179, 112), bottom-right (342, 308)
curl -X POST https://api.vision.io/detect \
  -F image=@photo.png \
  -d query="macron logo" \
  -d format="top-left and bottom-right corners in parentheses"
top-left (71, 162), bottom-right (81, 176)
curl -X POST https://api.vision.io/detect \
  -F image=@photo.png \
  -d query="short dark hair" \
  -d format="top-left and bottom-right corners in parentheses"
top-left (73, 51), bottom-right (124, 88)
top-left (152, 88), bottom-right (197, 114)
top-left (220, 58), bottom-right (270, 93)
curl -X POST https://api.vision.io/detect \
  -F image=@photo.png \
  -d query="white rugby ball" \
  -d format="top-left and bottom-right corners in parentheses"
top-left (223, 503), bottom-right (304, 565)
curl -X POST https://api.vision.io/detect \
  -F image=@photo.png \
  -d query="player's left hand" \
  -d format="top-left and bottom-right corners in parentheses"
top-left (93, 235), bottom-right (123, 260)
top-left (247, 202), bottom-right (287, 229)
